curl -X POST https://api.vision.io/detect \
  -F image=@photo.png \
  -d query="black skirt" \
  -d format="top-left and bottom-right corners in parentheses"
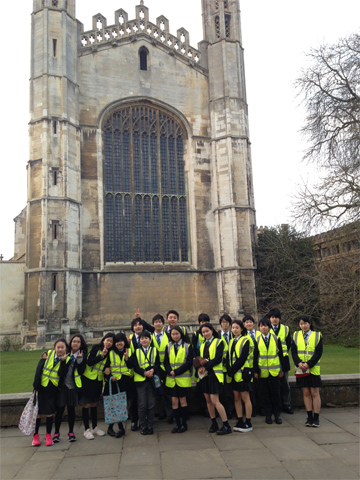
top-left (296, 374), bottom-right (322, 388)
top-left (79, 376), bottom-right (103, 404)
top-left (199, 371), bottom-right (223, 395)
top-left (38, 382), bottom-right (58, 415)
top-left (232, 380), bottom-right (251, 393)
top-left (166, 384), bottom-right (189, 398)
top-left (56, 384), bottom-right (80, 408)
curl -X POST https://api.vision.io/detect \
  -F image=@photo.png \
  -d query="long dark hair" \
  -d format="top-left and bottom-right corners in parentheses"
top-left (68, 334), bottom-right (88, 356)
top-left (170, 325), bottom-right (187, 344)
top-left (95, 332), bottom-right (115, 350)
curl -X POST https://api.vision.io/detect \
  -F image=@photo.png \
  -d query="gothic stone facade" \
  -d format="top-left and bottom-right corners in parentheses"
top-left (14, 0), bottom-right (257, 344)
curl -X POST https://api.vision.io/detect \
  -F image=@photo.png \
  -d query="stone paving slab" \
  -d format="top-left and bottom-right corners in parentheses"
top-left (0, 407), bottom-right (359, 480)
top-left (282, 458), bottom-right (359, 480)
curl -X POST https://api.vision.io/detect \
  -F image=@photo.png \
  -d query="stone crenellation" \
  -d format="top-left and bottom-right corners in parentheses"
top-left (80, 7), bottom-right (201, 66)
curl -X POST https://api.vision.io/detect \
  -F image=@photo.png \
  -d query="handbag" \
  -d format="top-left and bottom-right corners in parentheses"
top-left (241, 367), bottom-right (253, 382)
top-left (103, 381), bottom-right (128, 425)
top-left (19, 391), bottom-right (39, 435)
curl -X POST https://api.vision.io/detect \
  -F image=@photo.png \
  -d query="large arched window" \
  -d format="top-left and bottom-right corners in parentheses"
top-left (103, 104), bottom-right (189, 264)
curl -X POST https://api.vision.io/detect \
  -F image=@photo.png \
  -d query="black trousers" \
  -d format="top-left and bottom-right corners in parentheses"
top-left (258, 375), bottom-right (282, 416)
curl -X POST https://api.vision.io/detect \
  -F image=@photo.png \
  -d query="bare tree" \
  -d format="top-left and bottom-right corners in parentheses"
top-left (295, 33), bottom-right (360, 230)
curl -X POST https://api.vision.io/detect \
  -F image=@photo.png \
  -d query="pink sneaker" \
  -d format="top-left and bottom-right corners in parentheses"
top-left (45, 433), bottom-right (53, 446)
top-left (32, 434), bottom-right (41, 446)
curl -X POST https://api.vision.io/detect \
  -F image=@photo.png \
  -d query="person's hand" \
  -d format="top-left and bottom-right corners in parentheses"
top-left (198, 367), bottom-right (205, 374)
top-left (101, 347), bottom-right (108, 357)
top-left (124, 348), bottom-right (129, 361)
top-left (134, 308), bottom-right (141, 318)
top-left (279, 372), bottom-right (284, 378)
top-left (78, 349), bottom-right (83, 358)
top-left (254, 373), bottom-right (258, 379)
top-left (148, 368), bottom-right (154, 378)
top-left (170, 370), bottom-right (175, 376)
top-left (111, 376), bottom-right (116, 381)
top-left (60, 353), bottom-right (69, 362)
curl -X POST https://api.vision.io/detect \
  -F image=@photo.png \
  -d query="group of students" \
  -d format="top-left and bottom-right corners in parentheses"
top-left (30, 308), bottom-right (323, 446)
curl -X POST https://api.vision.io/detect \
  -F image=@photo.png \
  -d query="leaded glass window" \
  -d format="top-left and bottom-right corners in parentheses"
top-left (103, 105), bottom-right (189, 263)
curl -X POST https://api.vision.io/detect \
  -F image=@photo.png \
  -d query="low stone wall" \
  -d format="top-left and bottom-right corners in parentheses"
top-left (1, 374), bottom-right (358, 428)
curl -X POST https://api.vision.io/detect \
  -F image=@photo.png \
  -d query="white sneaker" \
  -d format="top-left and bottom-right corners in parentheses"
top-left (83, 428), bottom-right (95, 440)
top-left (92, 426), bottom-right (106, 436)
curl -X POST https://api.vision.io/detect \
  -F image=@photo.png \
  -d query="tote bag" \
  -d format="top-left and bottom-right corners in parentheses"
top-left (19, 391), bottom-right (39, 435)
top-left (103, 381), bottom-right (128, 424)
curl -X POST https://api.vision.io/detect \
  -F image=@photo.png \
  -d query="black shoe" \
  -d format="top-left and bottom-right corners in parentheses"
top-left (158, 412), bottom-right (167, 420)
top-left (131, 422), bottom-right (138, 432)
top-left (171, 426), bottom-right (180, 433)
top-left (107, 426), bottom-right (116, 437)
top-left (233, 419), bottom-right (245, 432)
top-left (115, 428), bottom-right (125, 438)
top-left (140, 428), bottom-right (148, 435)
top-left (216, 424), bottom-right (232, 435)
top-left (265, 416), bottom-right (273, 425)
top-left (209, 422), bottom-right (219, 433)
top-left (312, 419), bottom-right (320, 427)
top-left (147, 427), bottom-right (154, 435)
top-left (179, 425), bottom-right (187, 433)
top-left (305, 418), bottom-right (313, 427)
top-left (275, 416), bottom-right (282, 425)
top-left (283, 406), bottom-right (294, 414)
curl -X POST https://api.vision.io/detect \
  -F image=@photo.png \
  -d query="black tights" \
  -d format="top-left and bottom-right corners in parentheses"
top-left (55, 406), bottom-right (76, 434)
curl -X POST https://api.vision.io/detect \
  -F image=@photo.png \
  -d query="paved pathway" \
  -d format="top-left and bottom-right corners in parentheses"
top-left (1, 407), bottom-right (359, 480)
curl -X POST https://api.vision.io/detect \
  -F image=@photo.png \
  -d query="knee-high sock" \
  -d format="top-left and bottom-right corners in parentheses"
top-left (46, 416), bottom-right (53, 435)
top-left (82, 407), bottom-right (90, 430)
top-left (35, 417), bottom-right (41, 435)
top-left (67, 406), bottom-right (75, 433)
top-left (90, 406), bottom-right (97, 429)
top-left (54, 406), bottom-right (65, 434)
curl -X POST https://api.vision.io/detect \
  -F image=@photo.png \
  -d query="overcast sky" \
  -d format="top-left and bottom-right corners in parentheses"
top-left (1, 1), bottom-right (359, 260)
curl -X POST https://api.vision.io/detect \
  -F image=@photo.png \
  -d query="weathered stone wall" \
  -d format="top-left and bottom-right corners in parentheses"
top-left (0, 262), bottom-right (25, 336)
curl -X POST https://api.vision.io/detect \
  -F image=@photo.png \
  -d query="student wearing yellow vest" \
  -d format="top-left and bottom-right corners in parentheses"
top-left (163, 310), bottom-right (189, 341)
top-left (196, 323), bottom-right (232, 435)
top-left (81, 332), bottom-right (115, 440)
top-left (291, 315), bottom-right (323, 427)
top-left (53, 334), bottom-right (88, 443)
top-left (151, 314), bottom-right (171, 421)
top-left (32, 338), bottom-right (70, 447)
top-left (218, 314), bottom-right (235, 419)
top-left (226, 320), bottom-right (253, 433)
top-left (253, 318), bottom-right (284, 425)
top-left (132, 330), bottom-right (160, 435)
top-left (104, 333), bottom-right (133, 438)
top-left (243, 315), bottom-right (262, 416)
top-left (164, 326), bottom-right (193, 433)
top-left (268, 308), bottom-right (294, 414)
top-left (192, 313), bottom-right (211, 418)
top-left (128, 317), bottom-right (155, 354)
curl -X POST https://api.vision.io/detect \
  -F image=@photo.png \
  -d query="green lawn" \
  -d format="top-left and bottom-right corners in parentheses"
top-left (0, 345), bottom-right (359, 394)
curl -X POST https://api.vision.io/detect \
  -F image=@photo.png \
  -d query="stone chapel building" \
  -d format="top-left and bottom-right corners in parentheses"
top-left (2, 0), bottom-right (257, 345)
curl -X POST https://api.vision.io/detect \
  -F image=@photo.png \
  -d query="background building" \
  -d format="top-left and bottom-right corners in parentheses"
top-left (1, 0), bottom-right (257, 345)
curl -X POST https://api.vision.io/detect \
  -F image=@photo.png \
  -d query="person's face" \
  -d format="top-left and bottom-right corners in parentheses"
top-left (171, 330), bottom-right (181, 343)
top-left (231, 323), bottom-right (241, 337)
top-left (115, 340), bottom-right (125, 350)
top-left (299, 320), bottom-right (310, 333)
top-left (70, 336), bottom-right (81, 353)
top-left (153, 319), bottom-right (164, 333)
top-left (220, 319), bottom-right (231, 332)
top-left (201, 327), bottom-right (213, 340)
top-left (259, 324), bottom-right (269, 335)
top-left (140, 336), bottom-right (150, 348)
top-left (167, 313), bottom-right (178, 327)
top-left (270, 316), bottom-right (280, 326)
top-left (133, 322), bottom-right (143, 335)
top-left (244, 319), bottom-right (254, 331)
top-left (55, 341), bottom-right (66, 357)
top-left (103, 337), bottom-right (114, 350)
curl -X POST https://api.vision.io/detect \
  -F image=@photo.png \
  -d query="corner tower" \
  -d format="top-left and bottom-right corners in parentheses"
top-left (25, 0), bottom-right (81, 344)
top-left (202, 0), bottom-right (257, 315)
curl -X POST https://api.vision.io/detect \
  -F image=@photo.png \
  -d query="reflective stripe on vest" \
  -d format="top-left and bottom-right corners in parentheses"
top-left (229, 336), bottom-right (250, 383)
top-left (110, 351), bottom-right (130, 380)
top-left (256, 335), bottom-right (280, 378)
top-left (200, 338), bottom-right (224, 384)
top-left (83, 350), bottom-right (107, 381)
top-left (275, 324), bottom-right (289, 357)
top-left (134, 347), bottom-right (157, 382)
top-left (166, 342), bottom-right (191, 388)
top-left (41, 350), bottom-right (69, 387)
top-left (293, 330), bottom-right (321, 375)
